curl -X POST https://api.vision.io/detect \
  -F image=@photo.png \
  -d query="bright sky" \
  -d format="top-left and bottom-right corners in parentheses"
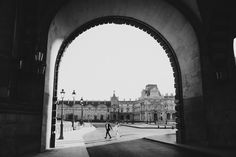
top-left (58, 24), bottom-right (175, 101)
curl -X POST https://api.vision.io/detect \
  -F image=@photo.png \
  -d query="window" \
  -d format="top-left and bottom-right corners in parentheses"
top-left (167, 113), bottom-right (170, 120)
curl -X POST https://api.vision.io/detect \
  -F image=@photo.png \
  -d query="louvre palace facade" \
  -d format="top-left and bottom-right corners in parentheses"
top-left (57, 84), bottom-right (175, 123)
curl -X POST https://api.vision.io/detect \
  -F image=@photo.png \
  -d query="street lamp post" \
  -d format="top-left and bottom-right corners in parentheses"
top-left (59, 89), bottom-right (65, 140)
top-left (72, 90), bottom-right (76, 130)
top-left (141, 102), bottom-right (143, 121)
top-left (146, 104), bottom-right (148, 124)
top-left (148, 112), bottom-right (150, 124)
top-left (117, 104), bottom-right (120, 122)
top-left (132, 103), bottom-right (135, 124)
top-left (165, 104), bottom-right (168, 128)
top-left (80, 97), bottom-right (83, 125)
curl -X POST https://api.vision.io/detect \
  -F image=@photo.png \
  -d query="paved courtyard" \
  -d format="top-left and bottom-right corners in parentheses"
top-left (23, 122), bottom-right (231, 157)
top-left (82, 123), bottom-right (217, 157)
top-left (83, 122), bottom-right (176, 148)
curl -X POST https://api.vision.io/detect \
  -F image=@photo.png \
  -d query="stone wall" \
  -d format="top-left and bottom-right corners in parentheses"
top-left (0, 112), bottom-right (42, 157)
top-left (0, 0), bottom-right (44, 156)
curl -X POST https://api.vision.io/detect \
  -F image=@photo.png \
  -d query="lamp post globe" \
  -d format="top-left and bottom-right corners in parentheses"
top-left (59, 89), bottom-right (65, 140)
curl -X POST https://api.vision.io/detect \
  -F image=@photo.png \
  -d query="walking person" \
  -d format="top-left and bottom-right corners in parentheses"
top-left (104, 121), bottom-right (112, 139)
top-left (114, 122), bottom-right (120, 139)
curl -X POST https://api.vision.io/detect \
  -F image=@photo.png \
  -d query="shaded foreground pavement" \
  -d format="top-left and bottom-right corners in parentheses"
top-left (87, 138), bottom-right (215, 157)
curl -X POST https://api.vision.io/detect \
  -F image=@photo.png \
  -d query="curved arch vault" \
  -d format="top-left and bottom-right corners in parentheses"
top-left (42, 0), bottom-right (204, 150)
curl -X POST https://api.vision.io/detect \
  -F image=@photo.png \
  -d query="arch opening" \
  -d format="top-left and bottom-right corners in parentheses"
top-left (51, 16), bottom-right (183, 148)
top-left (42, 0), bottom-right (203, 151)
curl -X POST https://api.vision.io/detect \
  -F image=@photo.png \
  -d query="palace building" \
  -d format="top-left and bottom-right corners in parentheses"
top-left (57, 100), bottom-right (111, 122)
top-left (57, 84), bottom-right (175, 124)
top-left (110, 84), bottom-right (175, 123)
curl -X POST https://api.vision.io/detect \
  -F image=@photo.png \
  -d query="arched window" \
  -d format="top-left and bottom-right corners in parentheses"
top-left (100, 115), bottom-right (104, 120)
top-left (127, 115), bottom-right (130, 120)
top-left (167, 113), bottom-right (171, 120)
top-left (172, 113), bottom-right (176, 120)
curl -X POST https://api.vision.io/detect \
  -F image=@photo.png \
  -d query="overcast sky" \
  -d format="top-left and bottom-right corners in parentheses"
top-left (58, 24), bottom-right (175, 101)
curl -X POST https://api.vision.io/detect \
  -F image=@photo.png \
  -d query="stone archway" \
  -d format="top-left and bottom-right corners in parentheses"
top-left (53, 16), bottom-right (184, 145)
top-left (41, 0), bottom-right (203, 150)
